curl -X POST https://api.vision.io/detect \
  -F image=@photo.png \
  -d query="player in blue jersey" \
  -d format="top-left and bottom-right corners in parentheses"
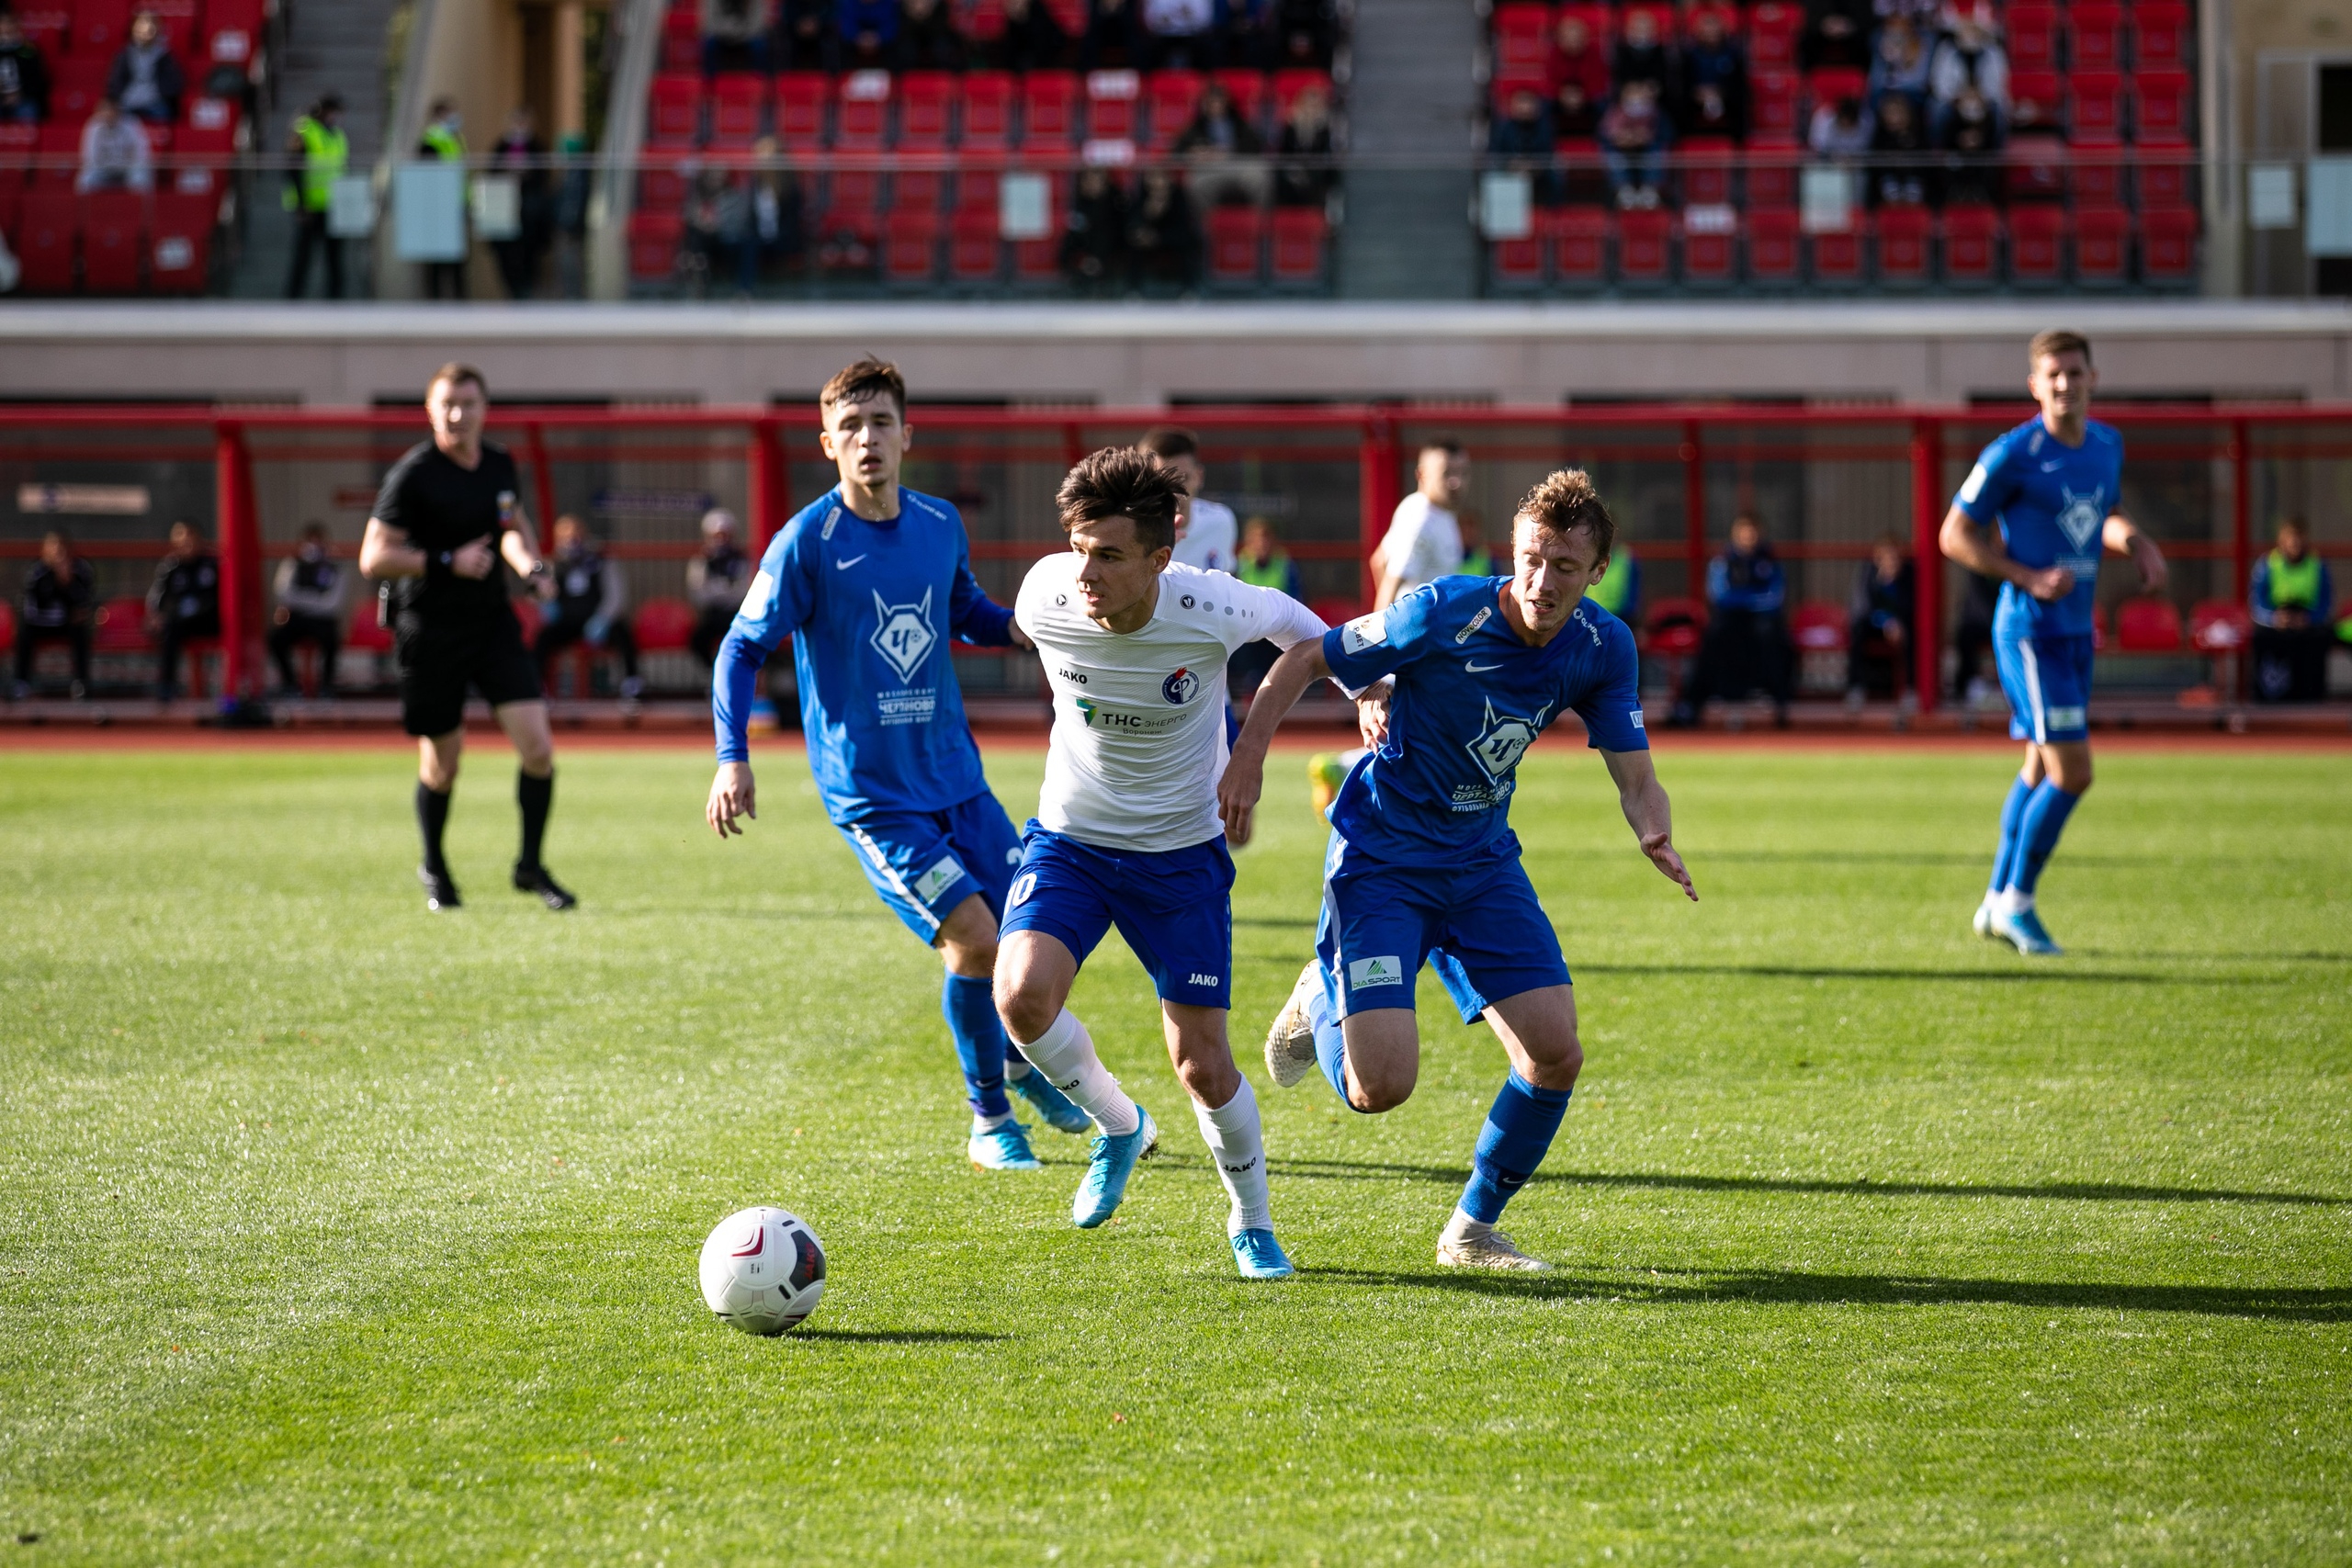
top-left (1221, 469), bottom-right (1697, 1271)
top-left (704, 358), bottom-right (1091, 1168)
top-left (1939, 330), bottom-right (2168, 957)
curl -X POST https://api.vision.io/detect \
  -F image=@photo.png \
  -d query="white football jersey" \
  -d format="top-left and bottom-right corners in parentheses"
top-left (1016, 556), bottom-right (1326, 853)
top-left (1170, 497), bottom-right (1238, 576)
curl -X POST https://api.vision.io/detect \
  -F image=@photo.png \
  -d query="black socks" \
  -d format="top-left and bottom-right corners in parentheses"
top-left (517, 769), bottom-right (553, 870)
top-left (416, 782), bottom-right (452, 875)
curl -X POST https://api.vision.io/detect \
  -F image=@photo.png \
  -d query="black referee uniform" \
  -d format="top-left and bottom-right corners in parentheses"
top-left (374, 436), bottom-right (573, 910)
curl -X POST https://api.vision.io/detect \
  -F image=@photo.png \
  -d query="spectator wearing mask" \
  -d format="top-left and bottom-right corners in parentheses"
top-left (778, 0), bottom-right (839, 71)
top-left (686, 509), bottom-right (754, 667)
top-left (1273, 80), bottom-right (1335, 208)
top-left (1670, 514), bottom-right (1793, 728)
top-left (535, 515), bottom-right (642, 701)
top-left (740, 137), bottom-right (804, 289)
top-left (1061, 167), bottom-right (1129, 292)
top-left (990, 0), bottom-right (1070, 70)
top-left (1600, 78), bottom-right (1671, 209)
top-left (1802, 0), bottom-right (1873, 71)
top-left (1548, 11), bottom-right (1609, 105)
top-left (2251, 517), bottom-right (2337, 704)
top-left (1929, 17), bottom-right (2007, 137)
top-left (1680, 7), bottom-right (1747, 141)
top-left (13, 530), bottom-right (95, 701)
top-left (1935, 84), bottom-right (2002, 206)
top-left (701, 0), bottom-right (774, 76)
top-left (1125, 170), bottom-right (1200, 290)
top-left (1867, 90), bottom-right (1928, 205)
top-left (837, 0), bottom-right (898, 69)
top-left (418, 97), bottom-right (469, 299)
top-left (896, 0), bottom-right (969, 71)
top-left (1081, 0), bottom-right (1148, 72)
top-left (1373, 440), bottom-right (1469, 609)
top-left (1227, 514), bottom-right (1305, 694)
top-left (1173, 80), bottom-right (1267, 207)
top-left (282, 92), bottom-right (349, 299)
top-left (1611, 8), bottom-right (1679, 110)
top-left (1846, 532), bottom-right (1914, 703)
top-left (1808, 95), bottom-right (1871, 161)
top-left (106, 9), bottom-right (183, 125)
top-left (0, 12), bottom-right (50, 123)
top-left (268, 522), bottom-right (349, 695)
top-left (489, 106), bottom-right (551, 300)
top-left (1143, 0), bottom-right (1220, 71)
top-left (147, 519), bottom-right (220, 703)
top-left (77, 97), bottom-right (153, 193)
top-left (1869, 16), bottom-right (1931, 109)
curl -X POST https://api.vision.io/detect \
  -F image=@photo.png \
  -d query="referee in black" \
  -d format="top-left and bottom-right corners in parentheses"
top-left (359, 362), bottom-right (577, 912)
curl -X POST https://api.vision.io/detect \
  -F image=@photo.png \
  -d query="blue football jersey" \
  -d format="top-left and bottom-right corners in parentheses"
top-left (1953, 416), bottom-right (2124, 640)
top-left (1320, 576), bottom-right (1648, 868)
top-left (713, 486), bottom-right (1014, 822)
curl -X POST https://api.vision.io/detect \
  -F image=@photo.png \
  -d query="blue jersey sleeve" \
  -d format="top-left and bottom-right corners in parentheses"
top-left (712, 524), bottom-right (816, 764)
top-left (1321, 584), bottom-right (1437, 688)
top-left (1953, 432), bottom-right (2020, 524)
top-left (1573, 617), bottom-right (1649, 752)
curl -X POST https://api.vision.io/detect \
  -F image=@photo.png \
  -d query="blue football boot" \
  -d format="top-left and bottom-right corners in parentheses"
top-left (1230, 1228), bottom-right (1295, 1280)
top-left (1991, 904), bottom-right (2064, 957)
top-left (967, 1116), bottom-right (1043, 1172)
top-left (1011, 1068), bottom-right (1092, 1135)
top-left (1072, 1107), bottom-right (1157, 1228)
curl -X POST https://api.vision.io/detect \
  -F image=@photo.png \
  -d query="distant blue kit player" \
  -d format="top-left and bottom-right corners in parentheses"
top-left (1939, 330), bottom-right (2168, 956)
top-left (705, 358), bottom-right (1090, 1170)
top-left (1221, 468), bottom-right (1699, 1273)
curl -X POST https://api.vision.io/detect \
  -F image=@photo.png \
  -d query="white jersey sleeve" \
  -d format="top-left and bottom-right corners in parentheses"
top-left (1171, 498), bottom-right (1239, 575)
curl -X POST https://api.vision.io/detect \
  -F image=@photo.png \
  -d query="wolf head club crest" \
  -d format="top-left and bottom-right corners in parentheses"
top-left (1466, 698), bottom-right (1548, 782)
top-left (2056, 487), bottom-right (2105, 552)
top-left (870, 589), bottom-right (936, 682)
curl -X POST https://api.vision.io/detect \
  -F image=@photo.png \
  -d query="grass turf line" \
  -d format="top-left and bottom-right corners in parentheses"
top-left (2, 743), bottom-right (2347, 1565)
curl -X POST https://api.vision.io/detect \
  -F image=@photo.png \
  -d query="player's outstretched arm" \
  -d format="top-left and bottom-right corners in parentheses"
top-left (2103, 513), bottom-right (2168, 593)
top-left (1218, 637), bottom-right (1332, 847)
top-left (1601, 748), bottom-right (1697, 902)
top-left (1939, 503), bottom-right (2073, 603)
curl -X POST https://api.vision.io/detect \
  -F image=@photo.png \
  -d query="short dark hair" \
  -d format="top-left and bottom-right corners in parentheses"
top-left (1420, 437), bottom-right (1464, 460)
top-left (1057, 446), bottom-right (1187, 555)
top-left (300, 520), bottom-right (328, 540)
top-left (429, 361), bottom-right (486, 397)
top-left (1137, 426), bottom-right (1199, 461)
top-left (820, 357), bottom-right (907, 420)
top-left (2029, 329), bottom-right (2093, 367)
top-left (1514, 468), bottom-right (1614, 563)
top-left (2278, 515), bottom-right (2309, 539)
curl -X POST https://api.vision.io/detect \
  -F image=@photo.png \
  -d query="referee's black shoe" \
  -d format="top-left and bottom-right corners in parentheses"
top-left (419, 863), bottom-right (462, 911)
top-left (514, 863), bottom-right (578, 911)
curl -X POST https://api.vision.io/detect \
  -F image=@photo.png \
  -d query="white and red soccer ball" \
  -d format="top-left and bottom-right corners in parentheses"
top-left (698, 1206), bottom-right (827, 1335)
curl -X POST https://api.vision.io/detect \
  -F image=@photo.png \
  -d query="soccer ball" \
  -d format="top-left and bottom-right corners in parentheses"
top-left (698, 1206), bottom-right (827, 1335)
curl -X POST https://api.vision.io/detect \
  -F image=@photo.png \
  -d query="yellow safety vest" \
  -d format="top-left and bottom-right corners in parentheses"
top-left (422, 122), bottom-right (465, 162)
top-left (285, 115), bottom-right (347, 212)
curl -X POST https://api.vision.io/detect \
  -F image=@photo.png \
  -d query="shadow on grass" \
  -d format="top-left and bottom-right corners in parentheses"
top-left (1271, 1157), bottom-right (2346, 1208)
top-left (1574, 962), bottom-right (2277, 987)
top-left (1680, 850), bottom-right (2168, 869)
top-left (787, 1328), bottom-right (1012, 1344)
top-left (1309, 1265), bottom-right (2352, 1321)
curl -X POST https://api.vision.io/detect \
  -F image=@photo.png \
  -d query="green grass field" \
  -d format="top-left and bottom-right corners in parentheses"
top-left (3, 739), bottom-right (2347, 1565)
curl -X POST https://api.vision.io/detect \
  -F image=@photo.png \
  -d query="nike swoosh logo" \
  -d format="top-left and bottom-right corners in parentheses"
top-left (1465, 660), bottom-right (1504, 671)
top-left (2041, 461), bottom-right (2064, 472)
top-left (835, 554), bottom-right (867, 570)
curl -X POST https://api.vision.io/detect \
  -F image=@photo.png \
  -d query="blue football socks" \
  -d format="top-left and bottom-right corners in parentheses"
top-left (941, 971), bottom-right (1012, 1120)
top-left (1988, 773), bottom-right (2035, 893)
top-left (2011, 781), bottom-right (2082, 897)
top-left (1458, 1072), bottom-right (1573, 1225)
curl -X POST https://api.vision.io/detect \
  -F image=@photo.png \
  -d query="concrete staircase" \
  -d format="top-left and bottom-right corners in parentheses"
top-left (1336, 0), bottom-right (1485, 299)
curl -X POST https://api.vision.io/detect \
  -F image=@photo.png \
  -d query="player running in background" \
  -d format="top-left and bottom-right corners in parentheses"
top-left (1940, 330), bottom-right (2168, 957)
top-left (993, 448), bottom-right (1346, 1279)
top-left (1224, 470), bottom-right (1696, 1272)
top-left (705, 358), bottom-right (1091, 1171)
top-left (1138, 426), bottom-right (1237, 575)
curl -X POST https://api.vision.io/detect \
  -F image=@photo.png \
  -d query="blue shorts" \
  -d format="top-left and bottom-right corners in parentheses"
top-left (1994, 629), bottom-right (2096, 744)
top-left (1315, 831), bottom-right (1572, 1026)
top-left (999, 822), bottom-right (1235, 1009)
top-left (837, 792), bottom-right (1024, 942)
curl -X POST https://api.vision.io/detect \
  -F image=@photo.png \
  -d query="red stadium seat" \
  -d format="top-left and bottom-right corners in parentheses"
top-left (1085, 69), bottom-right (1140, 141)
top-left (2141, 208), bottom-right (2198, 283)
top-left (1875, 205), bottom-right (1932, 286)
top-left (2135, 71), bottom-right (2194, 147)
top-left (2115, 597), bottom-right (2183, 653)
top-left (2133, 4), bottom-right (2192, 71)
top-left (1644, 597), bottom-right (1707, 658)
top-left (947, 208), bottom-right (1001, 282)
top-left (13, 5), bottom-right (66, 58)
top-left (1747, 1), bottom-right (1801, 70)
top-left (634, 597), bottom-right (695, 654)
top-left (899, 72), bottom-right (956, 151)
top-left (1008, 185), bottom-right (1062, 281)
top-left (2190, 601), bottom-right (2252, 654)
top-left (1746, 146), bottom-right (1799, 208)
top-left (661, 5), bottom-right (700, 72)
top-left (1213, 70), bottom-right (1270, 132)
top-left (1617, 208), bottom-right (1673, 286)
top-left (81, 188), bottom-right (144, 292)
top-left (955, 166), bottom-right (1002, 214)
top-left (2138, 160), bottom-right (2193, 211)
top-left (1745, 206), bottom-right (1799, 285)
top-left (648, 73), bottom-right (701, 147)
top-left (2004, 132), bottom-right (2066, 205)
top-left (2070, 71), bottom-right (2124, 145)
top-left (1042, 0), bottom-right (1085, 28)
top-left (1679, 138), bottom-right (1736, 206)
top-left (2074, 208), bottom-right (2131, 286)
top-left (1272, 70), bottom-right (1332, 124)
top-left (2005, 4), bottom-right (2057, 71)
top-left (708, 74), bottom-right (765, 147)
top-left (1805, 67), bottom-right (1867, 115)
top-left (345, 607), bottom-right (393, 656)
top-left (1145, 70), bottom-right (1204, 149)
top-left (2007, 70), bottom-right (2062, 136)
top-left (1680, 205), bottom-right (1736, 287)
top-left (2069, 6), bottom-right (2124, 73)
top-left (1493, 5), bottom-right (1553, 77)
top-left (628, 210), bottom-right (682, 280)
top-left (1749, 71), bottom-right (1799, 143)
top-left (74, 0), bottom-right (134, 58)
top-left (637, 158), bottom-right (691, 212)
top-left (882, 210), bottom-right (940, 281)
top-left (1809, 220), bottom-right (1864, 286)
top-left (961, 71), bottom-right (1015, 149)
top-left (2007, 206), bottom-right (2066, 286)
top-left (836, 70), bottom-right (891, 151)
top-left (1792, 602), bottom-right (1846, 652)
top-left (895, 170), bottom-right (947, 213)
top-left (15, 189), bottom-right (75, 292)
top-left (2069, 152), bottom-right (2126, 211)
top-left (1940, 204), bottom-right (2000, 286)
top-left (51, 61), bottom-right (109, 126)
top-left (1206, 205), bottom-right (1264, 283)
top-left (1547, 206), bottom-right (1610, 288)
top-left (1490, 227), bottom-right (1545, 288)
top-left (828, 170), bottom-right (882, 220)
top-left (34, 123), bottom-right (81, 187)
top-left (1269, 207), bottom-right (1328, 282)
top-left (775, 73), bottom-right (829, 149)
top-left (1021, 72), bottom-right (1080, 146)
top-left (150, 190), bottom-right (215, 292)
top-left (94, 596), bottom-right (151, 655)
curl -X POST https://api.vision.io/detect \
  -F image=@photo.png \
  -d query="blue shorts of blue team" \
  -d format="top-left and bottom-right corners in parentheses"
top-left (837, 792), bottom-right (1025, 942)
top-left (1315, 830), bottom-right (1572, 1025)
top-left (999, 821), bottom-right (1235, 1009)
top-left (1994, 629), bottom-right (2096, 744)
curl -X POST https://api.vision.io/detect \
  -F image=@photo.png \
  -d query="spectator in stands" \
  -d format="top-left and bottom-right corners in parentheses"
top-left (778, 0), bottom-right (839, 72)
top-left (2251, 517), bottom-right (2336, 704)
top-left (1669, 513), bottom-right (1792, 728)
top-left (0, 12), bottom-right (50, 123)
top-left (1174, 80), bottom-right (1267, 207)
top-left (1081, 0), bottom-right (1148, 72)
top-left (836, 0), bottom-right (898, 69)
top-left (1373, 439), bottom-right (1468, 609)
top-left (1143, 0), bottom-right (1220, 70)
top-left (687, 509), bottom-right (754, 667)
top-left (1454, 512), bottom-right (1498, 576)
top-left (418, 97), bottom-right (469, 299)
top-left (1612, 8), bottom-right (1679, 110)
top-left (1586, 537), bottom-right (1640, 625)
top-left (1273, 80), bottom-right (1336, 208)
top-left (1272, 0), bottom-right (1334, 70)
top-left (701, 0), bottom-right (774, 76)
top-left (1599, 79), bottom-right (1671, 210)
top-left (1061, 168), bottom-right (1129, 293)
top-left (1872, 0), bottom-right (1940, 26)
top-left (1928, 15), bottom-right (2007, 138)
top-left (990, 0), bottom-right (1070, 71)
top-left (1223, 0), bottom-right (1277, 71)
top-left (683, 165), bottom-right (750, 296)
top-left (13, 530), bottom-right (94, 702)
top-left (490, 106), bottom-right (552, 300)
top-left (1868, 15), bottom-right (1931, 109)
top-left (1934, 84), bottom-right (2002, 206)
top-left (1800, 0), bottom-right (1873, 72)
top-left (106, 9), bottom-right (183, 125)
top-left (895, 0), bottom-right (969, 71)
top-left (1488, 86), bottom-right (1555, 180)
top-left (552, 131), bottom-right (593, 298)
top-left (536, 515), bottom-right (642, 702)
top-left (1866, 91), bottom-right (1928, 205)
top-left (147, 519), bottom-right (220, 704)
top-left (1679, 6), bottom-right (1747, 141)
top-left (1952, 568), bottom-right (1997, 705)
top-left (76, 98), bottom-right (153, 193)
top-left (268, 522), bottom-right (348, 696)
top-left (1807, 94), bottom-right (1871, 161)
top-left (283, 93), bottom-right (349, 299)
top-left (1550, 77), bottom-right (1600, 145)
top-left (1548, 10), bottom-right (1609, 106)
top-left (1846, 532), bottom-right (1914, 702)
top-left (740, 137), bottom-right (805, 289)
top-left (1227, 515), bottom-right (1303, 694)
top-left (1125, 168), bottom-right (1201, 291)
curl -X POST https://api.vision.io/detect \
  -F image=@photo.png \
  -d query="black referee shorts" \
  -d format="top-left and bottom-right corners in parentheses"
top-left (394, 607), bottom-right (544, 737)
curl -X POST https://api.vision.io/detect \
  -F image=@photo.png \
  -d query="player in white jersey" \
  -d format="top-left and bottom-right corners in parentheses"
top-left (1140, 426), bottom-right (1238, 575)
top-left (993, 447), bottom-right (1344, 1279)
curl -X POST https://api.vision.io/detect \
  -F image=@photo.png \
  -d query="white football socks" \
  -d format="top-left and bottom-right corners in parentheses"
top-left (1193, 1077), bottom-right (1272, 1235)
top-left (1442, 1208), bottom-right (1495, 1244)
top-left (1015, 1009), bottom-right (1139, 1136)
